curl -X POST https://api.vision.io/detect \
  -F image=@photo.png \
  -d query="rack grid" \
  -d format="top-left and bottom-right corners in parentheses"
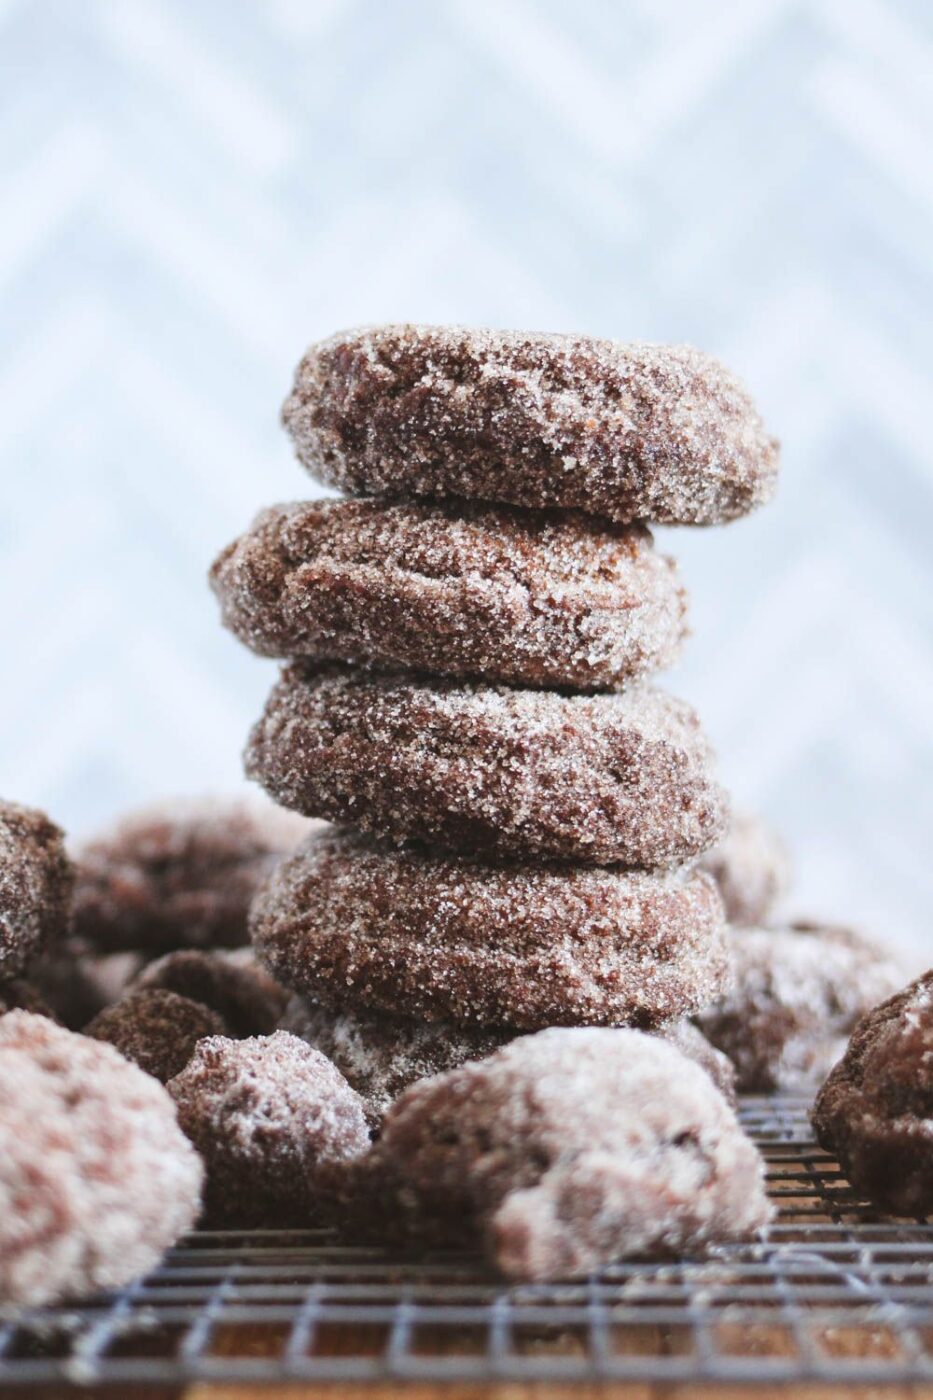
top-left (1, 1097), bottom-right (932, 1389)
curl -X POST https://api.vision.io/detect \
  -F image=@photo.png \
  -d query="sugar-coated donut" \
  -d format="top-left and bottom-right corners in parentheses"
top-left (246, 664), bottom-right (728, 866)
top-left (282, 325), bottom-right (779, 526)
top-left (211, 498), bottom-right (687, 691)
top-left (251, 828), bottom-right (729, 1031)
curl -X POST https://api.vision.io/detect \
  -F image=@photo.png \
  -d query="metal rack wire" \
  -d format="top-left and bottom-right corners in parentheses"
top-left (1, 1097), bottom-right (932, 1389)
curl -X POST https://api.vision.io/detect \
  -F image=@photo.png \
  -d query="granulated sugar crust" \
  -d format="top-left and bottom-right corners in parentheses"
top-left (167, 1031), bottom-right (369, 1228)
top-left (251, 828), bottom-right (729, 1031)
top-left (696, 923), bottom-right (906, 1093)
top-left (342, 1028), bottom-right (770, 1279)
top-left (282, 325), bottom-right (779, 526)
top-left (0, 1012), bottom-right (202, 1308)
top-left (211, 497), bottom-right (688, 691)
top-left (0, 799), bottom-right (73, 979)
top-left (72, 797), bottom-right (313, 953)
top-left (812, 970), bottom-right (933, 1218)
top-left (247, 663), bottom-right (728, 866)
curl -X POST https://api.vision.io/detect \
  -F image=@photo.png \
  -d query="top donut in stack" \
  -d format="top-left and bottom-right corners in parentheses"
top-left (211, 325), bottom-right (779, 1036)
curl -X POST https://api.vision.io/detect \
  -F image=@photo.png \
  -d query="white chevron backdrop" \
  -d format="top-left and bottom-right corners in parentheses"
top-left (0, 0), bottom-right (930, 959)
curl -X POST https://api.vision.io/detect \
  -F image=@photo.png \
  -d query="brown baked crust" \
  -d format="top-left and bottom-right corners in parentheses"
top-left (334, 1028), bottom-right (770, 1277)
top-left (0, 799), bottom-right (73, 978)
top-left (72, 798), bottom-right (311, 953)
top-left (210, 497), bottom-right (688, 691)
top-left (281, 325), bottom-right (779, 526)
top-left (247, 663), bottom-right (728, 866)
top-left (696, 924), bottom-right (905, 1093)
top-left (812, 970), bottom-right (933, 1217)
top-left (251, 828), bottom-right (729, 1031)
top-left (85, 987), bottom-right (226, 1083)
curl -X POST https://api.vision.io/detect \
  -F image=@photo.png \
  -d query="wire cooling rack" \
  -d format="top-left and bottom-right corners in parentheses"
top-left (1, 1098), bottom-right (932, 1390)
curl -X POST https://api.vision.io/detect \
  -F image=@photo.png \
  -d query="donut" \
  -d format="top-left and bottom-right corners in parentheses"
top-left (698, 811), bottom-right (790, 926)
top-left (340, 1028), bottom-right (770, 1278)
top-left (695, 923), bottom-right (905, 1093)
top-left (72, 798), bottom-right (313, 953)
top-left (282, 325), bottom-right (779, 526)
top-left (251, 828), bottom-right (729, 1031)
top-left (167, 1032), bottom-right (369, 1227)
top-left (246, 664), bottom-right (728, 867)
top-left (0, 1012), bottom-right (202, 1306)
top-left (812, 971), bottom-right (933, 1217)
top-left (86, 988), bottom-right (227, 1083)
top-left (210, 498), bottom-right (687, 692)
top-left (0, 799), bottom-right (73, 979)
top-left (135, 948), bottom-right (289, 1038)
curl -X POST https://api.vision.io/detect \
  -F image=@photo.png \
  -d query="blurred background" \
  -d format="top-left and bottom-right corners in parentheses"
top-left (0, 1), bottom-right (929, 958)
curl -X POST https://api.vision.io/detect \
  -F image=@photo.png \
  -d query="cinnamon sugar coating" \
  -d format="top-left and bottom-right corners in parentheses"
top-left (247, 664), bottom-right (728, 867)
top-left (342, 1029), bottom-right (770, 1278)
top-left (167, 1032), bottom-right (369, 1227)
top-left (72, 798), bottom-right (312, 953)
top-left (698, 811), bottom-right (790, 926)
top-left (135, 948), bottom-right (289, 1037)
top-left (282, 326), bottom-right (779, 526)
top-left (0, 799), bottom-right (73, 978)
top-left (251, 829), bottom-right (729, 1031)
top-left (812, 971), bottom-right (933, 1217)
top-left (696, 923), bottom-right (905, 1093)
top-left (86, 988), bottom-right (226, 1083)
top-left (210, 498), bottom-right (687, 691)
top-left (0, 1012), bottom-right (202, 1307)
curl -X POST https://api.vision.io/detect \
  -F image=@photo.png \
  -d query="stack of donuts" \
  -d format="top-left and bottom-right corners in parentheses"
top-left (211, 325), bottom-right (780, 1117)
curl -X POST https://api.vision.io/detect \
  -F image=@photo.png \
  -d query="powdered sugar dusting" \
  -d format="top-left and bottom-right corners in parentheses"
top-left (167, 1031), bottom-right (369, 1227)
top-left (0, 799), bottom-right (73, 978)
top-left (346, 1027), bottom-right (771, 1278)
top-left (699, 811), bottom-right (790, 926)
top-left (0, 1012), bottom-right (202, 1307)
